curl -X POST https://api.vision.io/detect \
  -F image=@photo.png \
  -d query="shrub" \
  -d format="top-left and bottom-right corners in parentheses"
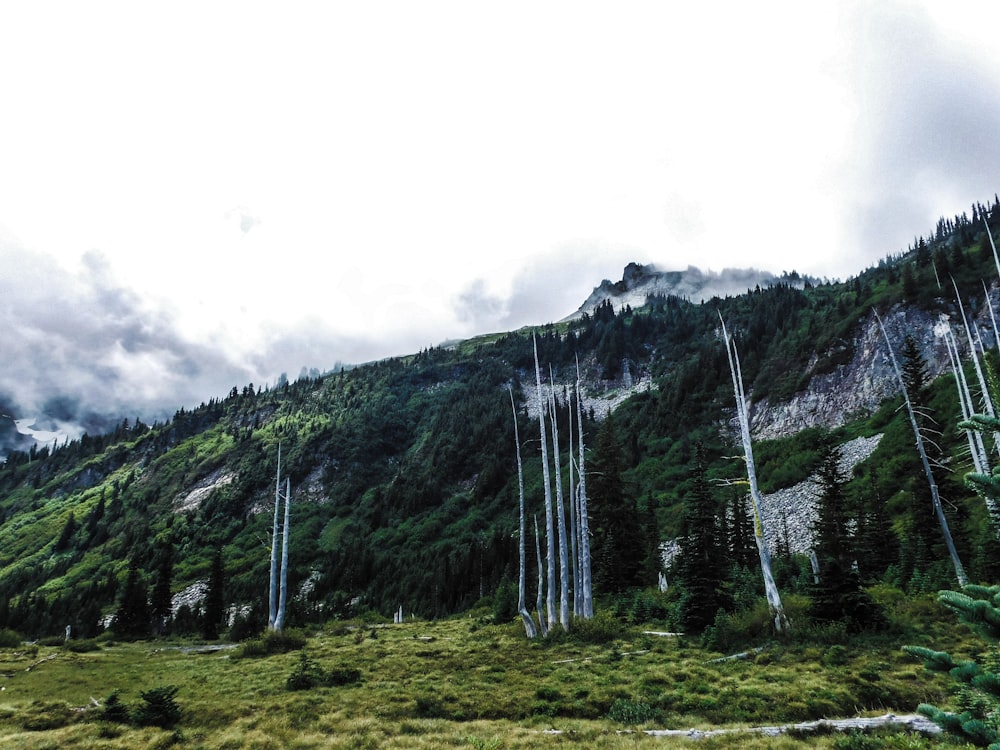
top-left (607, 698), bottom-right (659, 725)
top-left (236, 628), bottom-right (307, 658)
top-left (134, 685), bottom-right (181, 728)
top-left (286, 651), bottom-right (362, 690)
top-left (64, 638), bottom-right (100, 653)
top-left (102, 690), bottom-right (131, 724)
top-left (0, 628), bottom-right (22, 648)
top-left (286, 652), bottom-right (322, 690)
top-left (568, 610), bottom-right (624, 645)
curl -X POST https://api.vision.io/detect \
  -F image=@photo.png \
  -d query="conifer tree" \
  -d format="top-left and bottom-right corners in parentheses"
top-left (588, 416), bottom-right (643, 593)
top-left (905, 585), bottom-right (1000, 747)
top-left (203, 548), bottom-right (225, 640)
top-left (675, 442), bottom-right (731, 632)
top-left (113, 560), bottom-right (150, 639)
top-left (150, 538), bottom-right (174, 635)
top-left (808, 439), bottom-right (883, 631)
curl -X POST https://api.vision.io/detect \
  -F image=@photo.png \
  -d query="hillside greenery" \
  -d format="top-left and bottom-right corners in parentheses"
top-left (1, 197), bottom-right (1000, 741)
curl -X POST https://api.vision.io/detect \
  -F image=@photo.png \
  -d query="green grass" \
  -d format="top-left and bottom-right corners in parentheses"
top-left (0, 599), bottom-right (967, 749)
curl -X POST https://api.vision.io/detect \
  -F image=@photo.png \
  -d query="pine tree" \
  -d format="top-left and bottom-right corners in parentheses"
top-left (202, 548), bottom-right (225, 640)
top-left (113, 560), bottom-right (150, 639)
top-left (675, 442), bottom-right (731, 632)
top-left (588, 416), bottom-right (643, 593)
top-left (150, 538), bottom-right (174, 635)
top-left (808, 438), bottom-right (883, 631)
top-left (905, 585), bottom-right (1000, 747)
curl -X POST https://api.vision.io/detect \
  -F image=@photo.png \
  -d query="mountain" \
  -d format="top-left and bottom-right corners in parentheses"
top-left (2, 198), bottom-right (1000, 638)
top-left (567, 262), bottom-right (806, 320)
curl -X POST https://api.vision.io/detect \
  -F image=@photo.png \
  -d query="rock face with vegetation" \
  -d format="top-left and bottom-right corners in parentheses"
top-left (1, 197), bottom-right (1000, 646)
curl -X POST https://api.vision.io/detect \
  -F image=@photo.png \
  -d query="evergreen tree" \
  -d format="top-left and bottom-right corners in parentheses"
top-left (808, 438), bottom-right (883, 631)
top-left (675, 443), bottom-right (731, 632)
top-left (588, 416), bottom-right (643, 593)
top-left (54, 512), bottom-right (76, 551)
top-left (150, 538), bottom-right (174, 635)
top-left (905, 585), bottom-right (1000, 747)
top-left (202, 548), bottom-right (225, 640)
top-left (113, 560), bottom-right (150, 639)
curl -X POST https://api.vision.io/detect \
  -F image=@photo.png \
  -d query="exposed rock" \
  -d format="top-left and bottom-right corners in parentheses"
top-left (758, 434), bottom-right (883, 555)
top-left (173, 468), bottom-right (235, 514)
top-left (569, 263), bottom-right (799, 320)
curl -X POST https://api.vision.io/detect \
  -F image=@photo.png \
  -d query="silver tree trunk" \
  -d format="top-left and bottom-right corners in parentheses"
top-left (549, 368), bottom-right (570, 630)
top-left (268, 444), bottom-right (282, 629)
top-left (509, 386), bottom-right (538, 638)
top-left (532, 335), bottom-right (557, 630)
top-left (877, 312), bottom-right (968, 587)
top-left (720, 315), bottom-right (788, 632)
top-left (575, 357), bottom-right (594, 619)
top-left (275, 476), bottom-right (292, 631)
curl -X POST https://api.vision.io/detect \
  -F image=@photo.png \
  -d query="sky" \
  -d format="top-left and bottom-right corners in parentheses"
top-left (3, 0), bottom-right (1000, 450)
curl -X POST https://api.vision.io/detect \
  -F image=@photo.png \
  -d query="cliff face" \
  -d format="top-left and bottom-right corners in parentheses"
top-left (751, 292), bottom-right (997, 439)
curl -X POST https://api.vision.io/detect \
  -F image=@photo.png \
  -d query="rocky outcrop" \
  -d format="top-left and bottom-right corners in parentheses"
top-left (758, 434), bottom-right (883, 555)
top-left (751, 303), bottom-right (980, 440)
top-left (173, 468), bottom-right (235, 513)
top-left (568, 263), bottom-right (791, 319)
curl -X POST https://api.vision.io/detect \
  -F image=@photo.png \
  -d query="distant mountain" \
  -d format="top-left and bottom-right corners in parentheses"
top-left (567, 262), bottom-right (807, 320)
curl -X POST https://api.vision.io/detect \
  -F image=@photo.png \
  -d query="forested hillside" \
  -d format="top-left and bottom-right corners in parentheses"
top-left (2, 197), bottom-right (1000, 640)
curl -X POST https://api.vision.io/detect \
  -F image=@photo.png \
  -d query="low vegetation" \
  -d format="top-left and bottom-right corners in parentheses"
top-left (0, 590), bottom-right (974, 748)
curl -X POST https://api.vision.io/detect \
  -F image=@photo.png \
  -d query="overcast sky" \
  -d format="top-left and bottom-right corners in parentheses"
top-left (3, 1), bottom-right (1000, 448)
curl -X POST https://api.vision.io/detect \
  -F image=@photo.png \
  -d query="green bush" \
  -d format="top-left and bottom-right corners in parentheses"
top-left (64, 638), bottom-right (100, 653)
top-left (286, 651), bottom-right (363, 690)
top-left (236, 628), bottom-right (308, 658)
top-left (101, 690), bottom-right (131, 724)
top-left (567, 610), bottom-right (624, 645)
top-left (607, 698), bottom-right (659, 725)
top-left (134, 685), bottom-right (181, 728)
top-left (0, 628), bottom-right (22, 648)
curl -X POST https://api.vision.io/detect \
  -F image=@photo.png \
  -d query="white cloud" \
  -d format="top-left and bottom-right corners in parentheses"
top-left (2, 0), bottom-right (1000, 443)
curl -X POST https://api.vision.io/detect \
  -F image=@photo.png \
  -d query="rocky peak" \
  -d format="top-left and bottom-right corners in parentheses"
top-left (568, 263), bottom-right (796, 319)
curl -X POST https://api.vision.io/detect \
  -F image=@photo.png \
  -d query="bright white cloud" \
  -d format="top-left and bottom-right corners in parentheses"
top-left (2, 0), bottom-right (1000, 441)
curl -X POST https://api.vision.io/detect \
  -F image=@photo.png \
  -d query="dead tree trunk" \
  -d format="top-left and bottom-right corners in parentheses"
top-left (876, 311), bottom-right (968, 587)
top-left (532, 334), bottom-right (558, 630)
top-left (549, 367), bottom-right (570, 630)
top-left (945, 328), bottom-right (990, 476)
top-left (575, 358), bottom-right (594, 619)
top-left (719, 315), bottom-right (789, 632)
top-left (275, 476), bottom-right (292, 631)
top-left (567, 386), bottom-right (581, 617)
top-left (509, 386), bottom-right (539, 638)
top-left (268, 444), bottom-right (282, 630)
top-left (534, 515), bottom-right (548, 636)
top-left (953, 281), bottom-right (1000, 456)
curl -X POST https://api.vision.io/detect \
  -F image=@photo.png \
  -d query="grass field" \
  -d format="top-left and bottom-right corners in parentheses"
top-left (0, 596), bottom-right (969, 749)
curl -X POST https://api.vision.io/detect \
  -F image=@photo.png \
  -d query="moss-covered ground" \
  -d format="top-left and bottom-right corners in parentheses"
top-left (0, 591), bottom-right (975, 749)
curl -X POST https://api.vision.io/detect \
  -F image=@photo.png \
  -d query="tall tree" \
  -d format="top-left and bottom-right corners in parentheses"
top-left (877, 312), bottom-right (967, 587)
top-left (203, 547), bottom-right (225, 640)
top-left (532, 335), bottom-right (558, 629)
top-left (588, 416), bottom-right (643, 593)
top-left (675, 442), bottom-right (731, 632)
top-left (809, 438), bottom-right (883, 631)
top-left (113, 560), bottom-right (150, 639)
top-left (150, 537), bottom-right (174, 635)
top-left (509, 386), bottom-right (538, 638)
top-left (720, 315), bottom-right (789, 632)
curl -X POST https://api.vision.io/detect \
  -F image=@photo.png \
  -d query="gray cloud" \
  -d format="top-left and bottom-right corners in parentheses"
top-left (0, 242), bottom-right (265, 456)
top-left (454, 242), bottom-right (641, 333)
top-left (839, 3), bottom-right (1000, 263)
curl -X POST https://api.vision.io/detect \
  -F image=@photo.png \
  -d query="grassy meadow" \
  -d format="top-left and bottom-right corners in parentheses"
top-left (0, 590), bottom-right (974, 749)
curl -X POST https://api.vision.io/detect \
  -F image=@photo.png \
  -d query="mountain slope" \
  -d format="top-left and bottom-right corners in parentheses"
top-left (2, 200), bottom-right (1000, 636)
